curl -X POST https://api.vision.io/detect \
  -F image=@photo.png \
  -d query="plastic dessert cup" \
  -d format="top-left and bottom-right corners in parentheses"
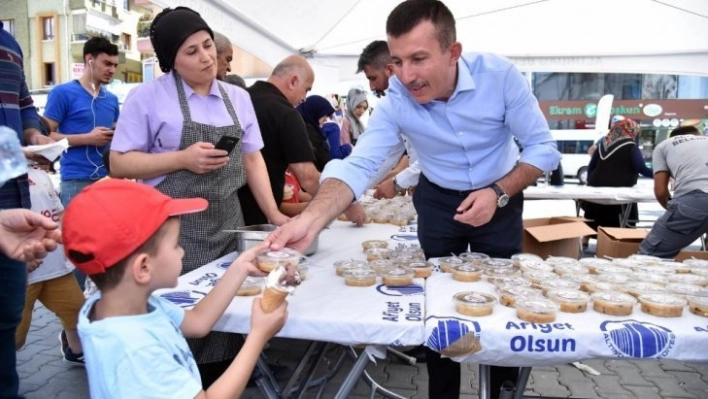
top-left (591, 291), bottom-right (637, 316)
top-left (451, 264), bottom-right (483, 282)
top-left (453, 292), bottom-right (496, 317)
top-left (547, 289), bottom-right (590, 313)
top-left (687, 295), bottom-right (708, 317)
top-left (638, 294), bottom-right (687, 318)
top-left (540, 279), bottom-right (581, 295)
top-left (497, 285), bottom-right (542, 308)
top-left (382, 268), bottom-right (415, 286)
top-left (343, 269), bottom-right (377, 287)
top-left (361, 240), bottom-right (389, 251)
top-left (459, 252), bottom-right (490, 266)
top-left (408, 261), bottom-right (434, 278)
top-left (511, 253), bottom-right (543, 267)
top-left (516, 298), bottom-right (560, 323)
top-left (333, 259), bottom-right (368, 277)
top-left (438, 256), bottom-right (466, 273)
top-left (256, 249), bottom-right (301, 273)
top-left (365, 247), bottom-right (393, 262)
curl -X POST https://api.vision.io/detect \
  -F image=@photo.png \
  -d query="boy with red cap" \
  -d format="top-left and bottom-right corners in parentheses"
top-left (62, 179), bottom-right (287, 398)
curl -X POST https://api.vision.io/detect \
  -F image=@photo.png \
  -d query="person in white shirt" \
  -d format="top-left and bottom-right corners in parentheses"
top-left (15, 166), bottom-right (85, 365)
top-left (639, 126), bottom-right (708, 257)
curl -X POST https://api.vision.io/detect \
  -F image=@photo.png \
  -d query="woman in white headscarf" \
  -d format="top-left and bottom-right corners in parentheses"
top-left (340, 88), bottom-right (368, 145)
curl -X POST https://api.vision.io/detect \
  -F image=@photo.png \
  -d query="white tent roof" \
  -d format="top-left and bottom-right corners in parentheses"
top-left (155, 0), bottom-right (708, 91)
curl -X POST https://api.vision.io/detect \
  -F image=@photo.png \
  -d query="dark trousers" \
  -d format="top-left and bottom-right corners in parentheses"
top-left (0, 253), bottom-right (27, 399)
top-left (413, 175), bottom-right (522, 399)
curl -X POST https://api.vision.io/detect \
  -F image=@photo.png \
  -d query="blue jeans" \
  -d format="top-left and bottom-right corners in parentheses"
top-left (60, 179), bottom-right (94, 290)
top-left (0, 253), bottom-right (27, 399)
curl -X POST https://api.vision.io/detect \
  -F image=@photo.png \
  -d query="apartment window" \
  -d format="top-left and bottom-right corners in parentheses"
top-left (1, 19), bottom-right (15, 36)
top-left (42, 17), bottom-right (54, 40)
top-left (44, 63), bottom-right (56, 86)
top-left (122, 33), bottom-right (131, 51)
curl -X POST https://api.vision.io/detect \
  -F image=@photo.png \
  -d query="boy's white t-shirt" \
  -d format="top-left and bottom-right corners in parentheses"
top-left (27, 167), bottom-right (74, 284)
top-left (78, 293), bottom-right (202, 399)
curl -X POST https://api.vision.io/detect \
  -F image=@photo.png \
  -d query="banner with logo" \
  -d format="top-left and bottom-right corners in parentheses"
top-left (156, 221), bottom-right (425, 346)
top-left (424, 273), bottom-right (708, 366)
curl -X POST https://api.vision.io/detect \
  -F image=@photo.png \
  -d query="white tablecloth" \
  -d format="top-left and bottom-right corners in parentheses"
top-left (157, 220), bottom-right (708, 366)
top-left (524, 185), bottom-right (655, 205)
top-left (424, 273), bottom-right (708, 366)
top-left (156, 221), bottom-right (424, 346)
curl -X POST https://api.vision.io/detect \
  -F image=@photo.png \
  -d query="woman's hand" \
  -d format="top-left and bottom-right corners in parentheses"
top-left (181, 142), bottom-right (230, 174)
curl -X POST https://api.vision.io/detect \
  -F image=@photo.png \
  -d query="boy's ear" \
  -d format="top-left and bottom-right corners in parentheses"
top-left (130, 253), bottom-right (152, 285)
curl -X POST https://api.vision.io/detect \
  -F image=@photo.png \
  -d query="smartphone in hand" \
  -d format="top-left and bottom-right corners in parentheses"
top-left (214, 135), bottom-right (239, 155)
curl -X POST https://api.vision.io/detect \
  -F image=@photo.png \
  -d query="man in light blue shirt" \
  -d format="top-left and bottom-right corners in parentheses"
top-left (271, 2), bottom-right (560, 397)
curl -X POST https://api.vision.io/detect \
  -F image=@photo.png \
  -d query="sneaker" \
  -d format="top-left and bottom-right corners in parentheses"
top-left (58, 330), bottom-right (85, 366)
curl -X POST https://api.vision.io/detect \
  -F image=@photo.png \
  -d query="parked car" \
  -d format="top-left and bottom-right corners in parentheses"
top-left (551, 129), bottom-right (603, 184)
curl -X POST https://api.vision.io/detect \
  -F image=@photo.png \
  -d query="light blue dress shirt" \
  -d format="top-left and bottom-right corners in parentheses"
top-left (322, 52), bottom-right (561, 196)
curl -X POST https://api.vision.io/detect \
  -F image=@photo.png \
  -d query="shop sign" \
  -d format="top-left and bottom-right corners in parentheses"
top-left (540, 100), bottom-right (708, 121)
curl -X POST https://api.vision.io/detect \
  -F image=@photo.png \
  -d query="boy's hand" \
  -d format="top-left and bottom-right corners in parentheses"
top-left (232, 241), bottom-right (269, 277)
top-left (250, 298), bottom-right (287, 339)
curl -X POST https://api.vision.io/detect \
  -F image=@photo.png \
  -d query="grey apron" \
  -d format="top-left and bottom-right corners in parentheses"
top-left (156, 73), bottom-right (246, 363)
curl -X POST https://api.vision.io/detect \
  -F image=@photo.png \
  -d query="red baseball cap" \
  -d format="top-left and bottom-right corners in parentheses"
top-left (63, 179), bottom-right (208, 275)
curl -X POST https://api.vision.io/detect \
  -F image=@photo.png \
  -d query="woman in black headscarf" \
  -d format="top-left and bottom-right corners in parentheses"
top-left (296, 95), bottom-right (352, 171)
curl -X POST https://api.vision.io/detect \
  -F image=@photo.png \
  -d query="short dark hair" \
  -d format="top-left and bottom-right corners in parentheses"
top-left (386, 0), bottom-right (456, 50)
top-left (83, 36), bottom-right (119, 61)
top-left (669, 125), bottom-right (700, 138)
top-left (89, 218), bottom-right (174, 291)
top-left (356, 41), bottom-right (391, 73)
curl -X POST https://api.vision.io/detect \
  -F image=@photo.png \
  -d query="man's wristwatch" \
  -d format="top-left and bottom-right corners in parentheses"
top-left (489, 183), bottom-right (509, 208)
top-left (393, 177), bottom-right (406, 195)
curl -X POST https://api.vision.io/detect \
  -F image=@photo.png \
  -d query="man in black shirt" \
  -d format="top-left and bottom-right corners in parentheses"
top-left (238, 55), bottom-right (365, 225)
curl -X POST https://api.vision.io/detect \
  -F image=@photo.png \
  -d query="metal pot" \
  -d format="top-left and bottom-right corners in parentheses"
top-left (226, 224), bottom-right (318, 256)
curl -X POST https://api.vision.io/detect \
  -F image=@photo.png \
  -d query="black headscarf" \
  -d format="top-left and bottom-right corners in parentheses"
top-left (296, 95), bottom-right (336, 134)
top-left (150, 7), bottom-right (213, 73)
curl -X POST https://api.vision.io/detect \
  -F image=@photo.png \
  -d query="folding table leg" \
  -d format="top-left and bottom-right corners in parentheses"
top-left (334, 347), bottom-right (372, 399)
top-left (255, 354), bottom-right (282, 399)
top-left (512, 367), bottom-right (532, 399)
top-left (479, 364), bottom-right (491, 399)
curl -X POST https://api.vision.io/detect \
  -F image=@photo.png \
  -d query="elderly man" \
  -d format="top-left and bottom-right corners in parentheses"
top-left (270, 1), bottom-right (560, 398)
top-left (238, 55), bottom-right (365, 226)
top-left (213, 31), bottom-right (233, 81)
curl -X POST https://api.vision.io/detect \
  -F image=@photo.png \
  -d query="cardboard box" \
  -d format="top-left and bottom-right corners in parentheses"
top-left (675, 250), bottom-right (708, 261)
top-left (595, 227), bottom-right (649, 259)
top-left (523, 217), bottom-right (596, 259)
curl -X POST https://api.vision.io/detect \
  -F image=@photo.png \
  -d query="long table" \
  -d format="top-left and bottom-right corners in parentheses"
top-left (524, 184), bottom-right (656, 205)
top-left (158, 220), bottom-right (708, 399)
top-left (524, 184), bottom-right (657, 227)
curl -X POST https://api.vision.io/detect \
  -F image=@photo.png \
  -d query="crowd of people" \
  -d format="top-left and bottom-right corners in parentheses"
top-left (1, 1), bottom-right (707, 398)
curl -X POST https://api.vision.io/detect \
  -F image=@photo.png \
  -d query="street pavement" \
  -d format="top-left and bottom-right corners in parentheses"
top-left (16, 188), bottom-right (708, 398)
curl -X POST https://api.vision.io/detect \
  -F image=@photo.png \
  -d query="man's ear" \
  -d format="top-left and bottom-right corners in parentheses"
top-left (385, 64), bottom-right (394, 77)
top-left (448, 42), bottom-right (462, 66)
top-left (289, 74), bottom-right (300, 90)
top-left (131, 253), bottom-right (152, 285)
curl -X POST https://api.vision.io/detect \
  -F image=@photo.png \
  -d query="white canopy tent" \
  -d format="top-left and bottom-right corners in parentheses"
top-left (152, 0), bottom-right (708, 94)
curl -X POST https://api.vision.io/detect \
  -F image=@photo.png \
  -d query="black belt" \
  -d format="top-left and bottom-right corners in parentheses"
top-left (422, 174), bottom-right (479, 197)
